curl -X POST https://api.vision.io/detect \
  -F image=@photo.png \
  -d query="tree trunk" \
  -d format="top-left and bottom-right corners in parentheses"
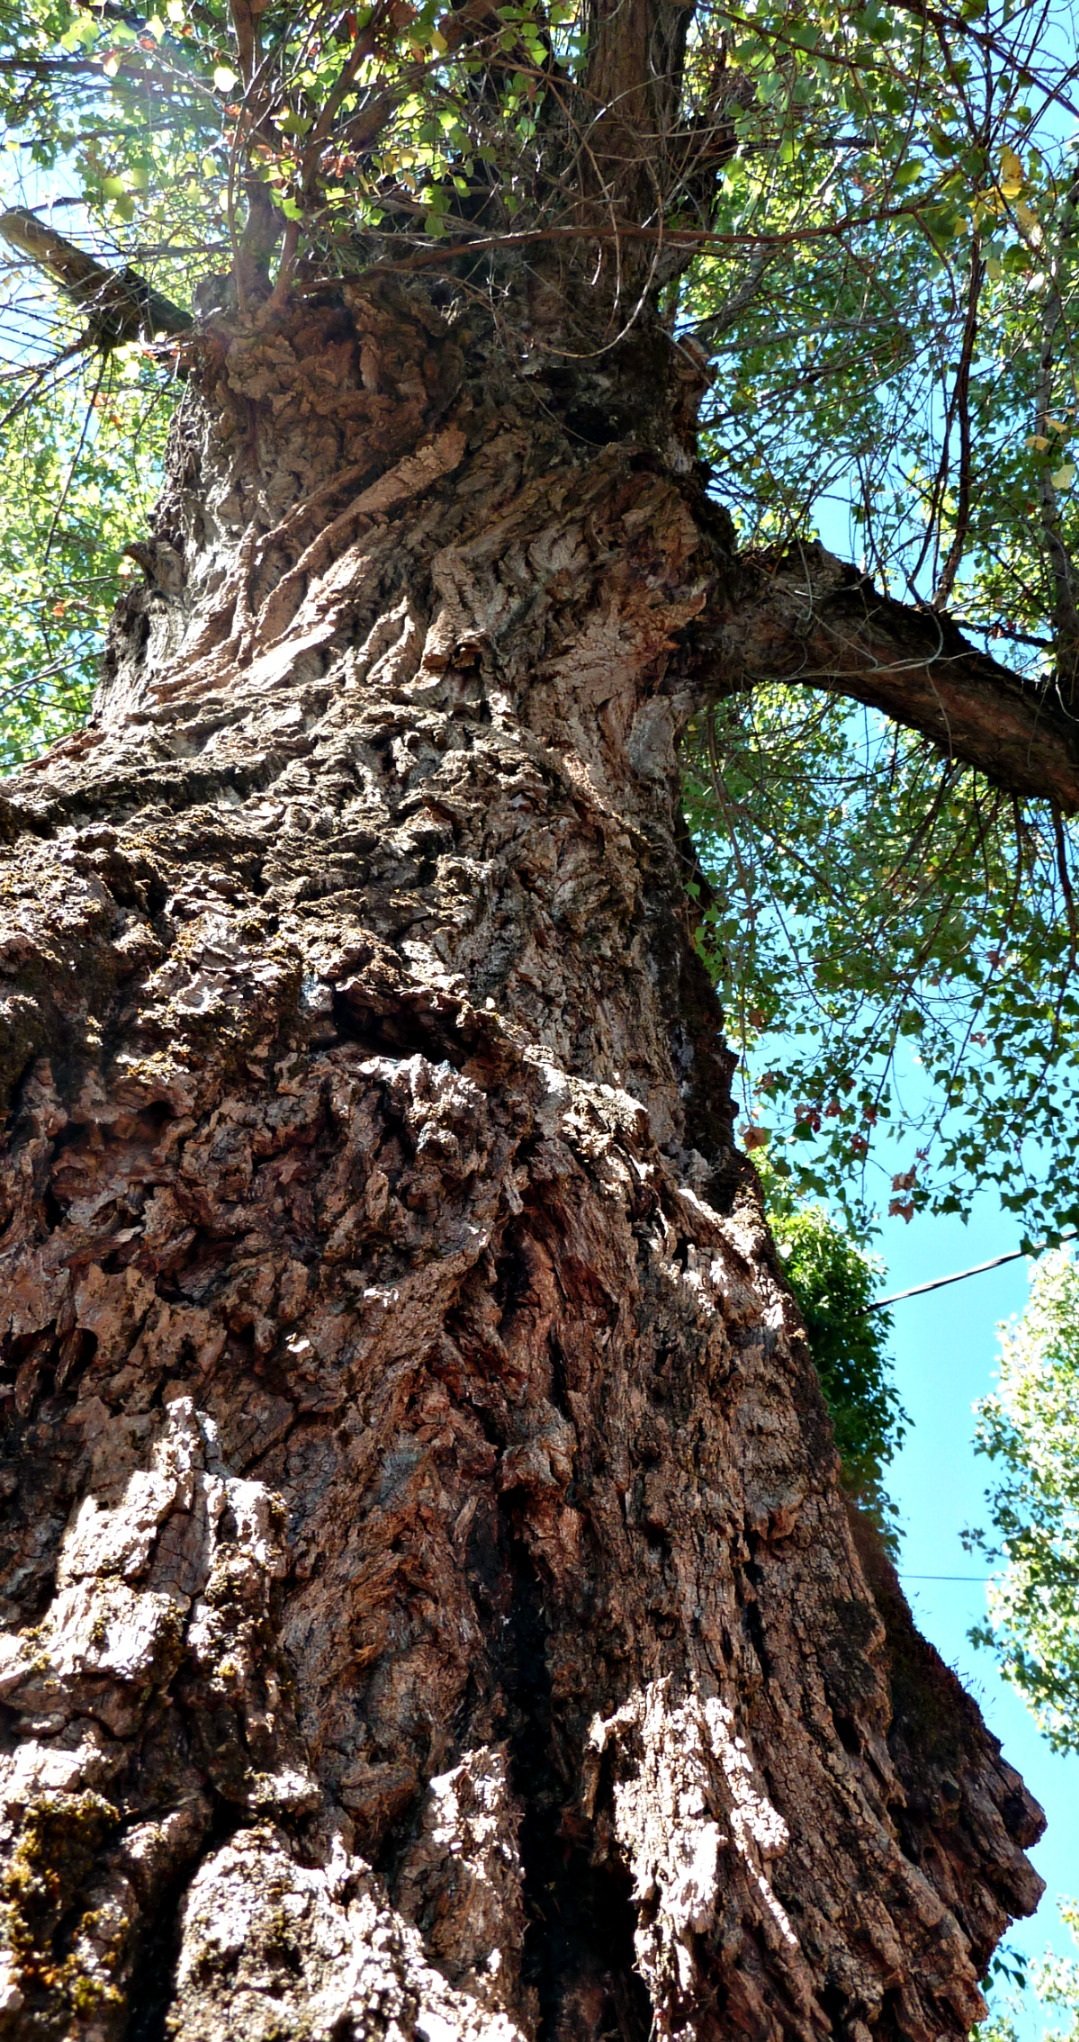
top-left (0, 276), bottom-right (1042, 2042)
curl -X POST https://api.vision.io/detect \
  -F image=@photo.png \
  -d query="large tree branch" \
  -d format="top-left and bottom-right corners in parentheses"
top-left (583, 0), bottom-right (693, 131)
top-left (711, 542), bottom-right (1079, 813)
top-left (577, 0), bottom-right (699, 255)
top-left (0, 208), bottom-right (191, 343)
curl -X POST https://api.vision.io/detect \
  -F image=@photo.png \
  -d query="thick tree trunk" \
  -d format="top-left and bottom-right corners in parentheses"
top-left (0, 278), bottom-right (1042, 2042)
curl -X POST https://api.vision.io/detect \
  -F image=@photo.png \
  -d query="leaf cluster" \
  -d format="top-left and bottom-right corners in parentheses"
top-left (687, 684), bottom-right (1079, 1245)
top-left (683, 0), bottom-right (1079, 645)
top-left (0, 336), bottom-right (169, 766)
top-left (762, 1169), bottom-right (906, 1548)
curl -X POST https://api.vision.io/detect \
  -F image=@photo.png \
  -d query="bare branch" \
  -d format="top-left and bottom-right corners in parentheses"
top-left (931, 233), bottom-right (982, 609)
top-left (0, 209), bottom-right (192, 344)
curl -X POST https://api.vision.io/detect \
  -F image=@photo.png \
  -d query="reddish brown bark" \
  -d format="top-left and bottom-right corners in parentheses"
top-left (0, 279), bottom-right (1044, 2042)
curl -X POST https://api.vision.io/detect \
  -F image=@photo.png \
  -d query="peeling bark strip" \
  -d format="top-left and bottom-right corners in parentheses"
top-left (0, 280), bottom-right (1043, 2042)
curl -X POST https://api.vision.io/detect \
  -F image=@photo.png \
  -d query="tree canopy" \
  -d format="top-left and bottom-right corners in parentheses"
top-left (4, 0), bottom-right (1079, 1253)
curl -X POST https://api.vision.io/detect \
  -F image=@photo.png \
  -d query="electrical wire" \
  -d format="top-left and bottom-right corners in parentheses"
top-left (866, 1232), bottom-right (1078, 1312)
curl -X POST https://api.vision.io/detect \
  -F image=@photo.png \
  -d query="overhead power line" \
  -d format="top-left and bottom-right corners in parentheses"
top-left (867, 1232), bottom-right (1077, 1313)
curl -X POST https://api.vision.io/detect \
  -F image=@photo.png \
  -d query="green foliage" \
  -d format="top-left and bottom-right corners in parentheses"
top-left (763, 1176), bottom-right (905, 1546)
top-left (683, 0), bottom-right (1079, 642)
top-left (975, 1907), bottom-right (1079, 2040)
top-left (676, 0), bottom-right (1079, 1248)
top-left (1029, 1909), bottom-right (1079, 2042)
top-left (965, 1252), bottom-right (1079, 2042)
top-left (0, 0), bottom-right (228, 270)
top-left (968, 1245), bottom-right (1079, 2042)
top-left (0, 342), bottom-right (170, 767)
top-left (687, 689), bottom-right (1079, 1245)
top-left (970, 1246), bottom-right (1079, 1753)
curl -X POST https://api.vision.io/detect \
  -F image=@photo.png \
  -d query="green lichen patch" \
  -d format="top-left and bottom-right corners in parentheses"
top-left (1, 1790), bottom-right (126, 2036)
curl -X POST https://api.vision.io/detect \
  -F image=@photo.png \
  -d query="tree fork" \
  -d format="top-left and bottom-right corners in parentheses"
top-left (0, 276), bottom-right (1044, 2042)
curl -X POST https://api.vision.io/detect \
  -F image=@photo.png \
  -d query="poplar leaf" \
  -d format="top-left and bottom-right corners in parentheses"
top-left (1000, 142), bottom-right (1024, 197)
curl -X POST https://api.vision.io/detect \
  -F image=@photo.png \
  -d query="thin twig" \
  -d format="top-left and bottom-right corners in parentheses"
top-left (932, 234), bottom-right (984, 608)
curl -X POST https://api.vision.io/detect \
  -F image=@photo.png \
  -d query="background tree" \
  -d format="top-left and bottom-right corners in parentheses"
top-left (973, 1244), bottom-right (1079, 1756)
top-left (966, 1247), bottom-right (1079, 2041)
top-left (979, 1911), bottom-right (1079, 2042)
top-left (0, 0), bottom-right (1073, 2036)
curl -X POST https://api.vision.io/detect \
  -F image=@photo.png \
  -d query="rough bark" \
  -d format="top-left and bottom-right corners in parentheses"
top-left (0, 277), bottom-right (1044, 2042)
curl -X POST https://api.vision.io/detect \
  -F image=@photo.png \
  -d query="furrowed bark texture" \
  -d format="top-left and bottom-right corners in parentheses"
top-left (0, 281), bottom-right (1042, 2042)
